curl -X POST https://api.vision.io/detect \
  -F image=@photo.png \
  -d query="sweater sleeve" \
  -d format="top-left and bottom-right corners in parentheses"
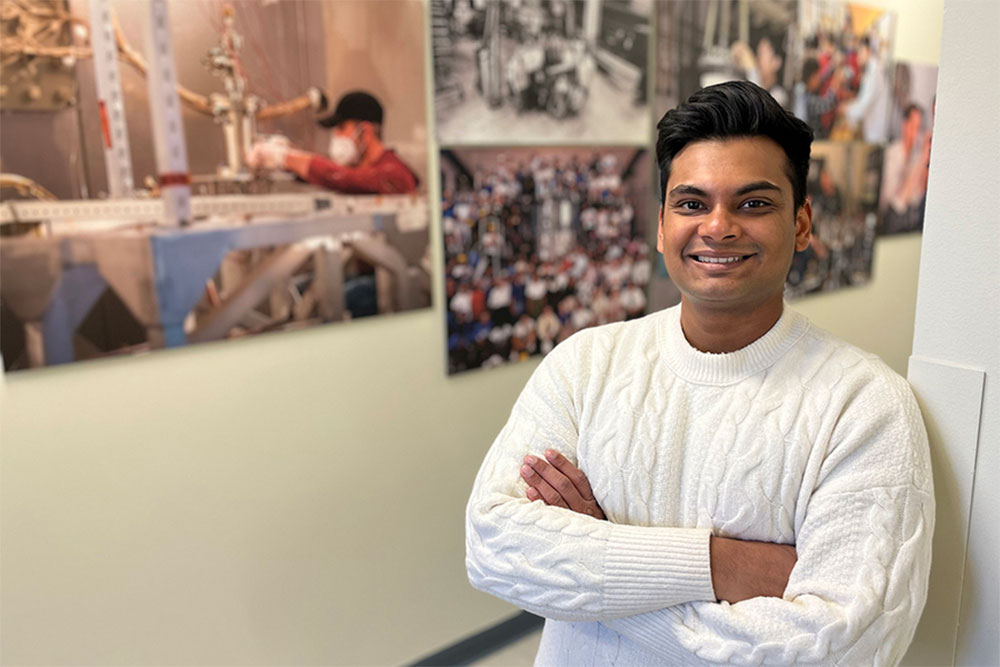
top-left (305, 152), bottom-right (417, 194)
top-left (603, 368), bottom-right (935, 665)
top-left (465, 335), bottom-right (717, 621)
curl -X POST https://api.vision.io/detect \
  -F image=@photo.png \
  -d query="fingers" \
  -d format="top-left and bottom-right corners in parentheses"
top-left (520, 451), bottom-right (605, 519)
top-left (520, 461), bottom-right (569, 509)
top-left (542, 449), bottom-right (597, 502)
top-left (522, 454), bottom-right (588, 510)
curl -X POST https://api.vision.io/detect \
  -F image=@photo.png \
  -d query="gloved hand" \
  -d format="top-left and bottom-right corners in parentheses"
top-left (245, 136), bottom-right (290, 171)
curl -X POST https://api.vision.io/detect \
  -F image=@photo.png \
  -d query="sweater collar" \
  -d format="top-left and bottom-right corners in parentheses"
top-left (657, 302), bottom-right (809, 385)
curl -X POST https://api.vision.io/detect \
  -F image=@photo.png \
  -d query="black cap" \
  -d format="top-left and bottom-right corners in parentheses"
top-left (317, 91), bottom-right (383, 128)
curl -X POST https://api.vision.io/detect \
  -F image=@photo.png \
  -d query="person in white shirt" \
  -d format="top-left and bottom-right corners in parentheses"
top-left (448, 285), bottom-right (474, 321)
top-left (466, 81), bottom-right (932, 666)
top-left (880, 103), bottom-right (931, 234)
top-left (843, 36), bottom-right (891, 143)
top-left (619, 282), bottom-right (647, 320)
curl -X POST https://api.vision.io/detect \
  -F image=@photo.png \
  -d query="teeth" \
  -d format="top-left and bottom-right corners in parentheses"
top-left (696, 255), bottom-right (742, 263)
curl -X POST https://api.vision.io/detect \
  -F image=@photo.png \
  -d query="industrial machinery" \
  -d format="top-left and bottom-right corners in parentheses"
top-left (506, 36), bottom-right (593, 119)
top-left (0, 1), bottom-right (431, 371)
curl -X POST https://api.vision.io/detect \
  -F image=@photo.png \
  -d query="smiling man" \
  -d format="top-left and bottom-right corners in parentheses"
top-left (466, 81), bottom-right (933, 665)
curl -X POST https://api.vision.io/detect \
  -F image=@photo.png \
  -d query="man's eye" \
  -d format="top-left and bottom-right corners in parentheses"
top-left (676, 200), bottom-right (704, 211)
top-left (741, 199), bottom-right (771, 209)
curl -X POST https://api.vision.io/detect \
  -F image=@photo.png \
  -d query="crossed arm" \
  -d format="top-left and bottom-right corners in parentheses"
top-left (520, 449), bottom-right (798, 605)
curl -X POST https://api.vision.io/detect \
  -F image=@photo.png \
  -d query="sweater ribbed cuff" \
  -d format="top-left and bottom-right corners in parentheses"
top-left (603, 525), bottom-right (715, 615)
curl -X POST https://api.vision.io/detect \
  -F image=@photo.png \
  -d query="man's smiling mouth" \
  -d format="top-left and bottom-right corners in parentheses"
top-left (689, 254), bottom-right (756, 264)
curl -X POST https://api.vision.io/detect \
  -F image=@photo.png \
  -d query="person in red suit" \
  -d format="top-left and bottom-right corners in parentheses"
top-left (246, 91), bottom-right (419, 195)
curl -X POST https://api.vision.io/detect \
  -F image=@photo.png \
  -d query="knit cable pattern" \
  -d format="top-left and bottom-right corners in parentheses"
top-left (466, 305), bottom-right (933, 665)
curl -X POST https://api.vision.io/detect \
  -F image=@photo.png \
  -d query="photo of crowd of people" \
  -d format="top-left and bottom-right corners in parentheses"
top-left (879, 61), bottom-right (937, 234)
top-left (441, 147), bottom-right (653, 375)
top-left (787, 141), bottom-right (882, 297)
top-left (431, 0), bottom-right (650, 145)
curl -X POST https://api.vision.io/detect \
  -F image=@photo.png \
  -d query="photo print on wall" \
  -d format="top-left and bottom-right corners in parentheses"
top-left (795, 0), bottom-right (896, 143)
top-left (432, 0), bottom-right (651, 145)
top-left (0, 0), bottom-right (432, 372)
top-left (879, 61), bottom-right (937, 235)
top-left (655, 0), bottom-right (798, 114)
top-left (787, 140), bottom-right (882, 298)
top-left (654, 0), bottom-right (905, 304)
top-left (441, 146), bottom-right (654, 375)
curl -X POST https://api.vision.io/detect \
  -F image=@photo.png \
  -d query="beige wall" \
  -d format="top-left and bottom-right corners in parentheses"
top-left (0, 1), bottom-right (944, 664)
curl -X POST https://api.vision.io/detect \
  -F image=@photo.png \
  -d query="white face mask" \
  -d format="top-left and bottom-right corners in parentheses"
top-left (328, 135), bottom-right (360, 166)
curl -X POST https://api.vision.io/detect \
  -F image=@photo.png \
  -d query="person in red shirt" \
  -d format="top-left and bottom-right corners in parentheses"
top-left (246, 91), bottom-right (419, 195)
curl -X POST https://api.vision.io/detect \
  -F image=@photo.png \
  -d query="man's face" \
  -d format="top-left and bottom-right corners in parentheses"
top-left (657, 137), bottom-right (811, 312)
top-left (902, 109), bottom-right (923, 146)
top-left (756, 38), bottom-right (782, 79)
top-left (858, 43), bottom-right (871, 66)
top-left (820, 168), bottom-right (836, 195)
top-left (329, 120), bottom-right (366, 165)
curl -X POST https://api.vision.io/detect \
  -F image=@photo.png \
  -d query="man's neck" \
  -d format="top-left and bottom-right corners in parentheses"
top-left (679, 296), bottom-right (784, 354)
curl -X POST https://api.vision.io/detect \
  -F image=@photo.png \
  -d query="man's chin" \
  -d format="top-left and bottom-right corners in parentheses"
top-left (679, 289), bottom-right (784, 311)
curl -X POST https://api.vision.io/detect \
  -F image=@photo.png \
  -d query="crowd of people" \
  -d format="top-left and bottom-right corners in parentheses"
top-left (792, 23), bottom-right (891, 142)
top-left (442, 151), bottom-right (650, 374)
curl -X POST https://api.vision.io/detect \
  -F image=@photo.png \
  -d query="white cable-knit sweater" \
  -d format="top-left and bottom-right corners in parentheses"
top-left (466, 304), bottom-right (934, 665)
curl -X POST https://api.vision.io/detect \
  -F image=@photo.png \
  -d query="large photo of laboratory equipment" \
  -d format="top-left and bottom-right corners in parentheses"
top-left (0, 0), bottom-right (432, 372)
top-left (786, 141), bottom-right (882, 298)
top-left (441, 147), bottom-right (654, 375)
top-left (432, 0), bottom-right (651, 145)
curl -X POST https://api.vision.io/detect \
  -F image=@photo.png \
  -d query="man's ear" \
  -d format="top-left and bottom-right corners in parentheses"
top-left (794, 199), bottom-right (813, 252)
top-left (360, 121), bottom-right (382, 143)
top-left (656, 205), bottom-right (665, 254)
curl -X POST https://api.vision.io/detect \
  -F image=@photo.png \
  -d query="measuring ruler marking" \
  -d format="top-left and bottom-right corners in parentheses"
top-left (89, 0), bottom-right (134, 197)
top-left (143, 0), bottom-right (191, 225)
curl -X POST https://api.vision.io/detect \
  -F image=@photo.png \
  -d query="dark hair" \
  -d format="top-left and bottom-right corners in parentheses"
top-left (802, 57), bottom-right (821, 82)
top-left (655, 80), bottom-right (814, 209)
top-left (903, 103), bottom-right (924, 121)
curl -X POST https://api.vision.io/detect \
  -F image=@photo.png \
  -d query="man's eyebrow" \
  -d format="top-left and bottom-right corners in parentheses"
top-left (734, 181), bottom-right (783, 197)
top-left (668, 181), bottom-right (784, 199)
top-left (667, 184), bottom-right (708, 198)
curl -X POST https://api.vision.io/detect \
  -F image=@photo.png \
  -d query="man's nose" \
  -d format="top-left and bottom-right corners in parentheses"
top-left (698, 206), bottom-right (740, 241)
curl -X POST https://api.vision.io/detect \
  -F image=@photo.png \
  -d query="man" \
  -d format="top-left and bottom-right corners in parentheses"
top-left (881, 103), bottom-right (931, 234)
top-left (466, 81), bottom-right (933, 664)
top-left (794, 56), bottom-right (843, 137)
top-left (246, 91), bottom-right (418, 195)
top-left (730, 35), bottom-right (788, 108)
top-left (843, 36), bottom-right (890, 143)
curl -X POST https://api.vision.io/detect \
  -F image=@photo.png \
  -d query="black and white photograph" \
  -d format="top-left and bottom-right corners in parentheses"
top-left (432, 0), bottom-right (651, 145)
top-left (656, 0), bottom-right (797, 114)
top-left (879, 61), bottom-right (936, 234)
top-left (0, 0), bottom-right (432, 372)
top-left (787, 140), bottom-right (881, 298)
top-left (441, 146), bottom-right (653, 375)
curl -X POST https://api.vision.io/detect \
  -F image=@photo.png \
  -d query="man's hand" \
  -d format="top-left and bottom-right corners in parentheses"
top-left (520, 449), bottom-right (606, 520)
top-left (710, 536), bottom-right (797, 604)
top-left (245, 137), bottom-right (290, 171)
